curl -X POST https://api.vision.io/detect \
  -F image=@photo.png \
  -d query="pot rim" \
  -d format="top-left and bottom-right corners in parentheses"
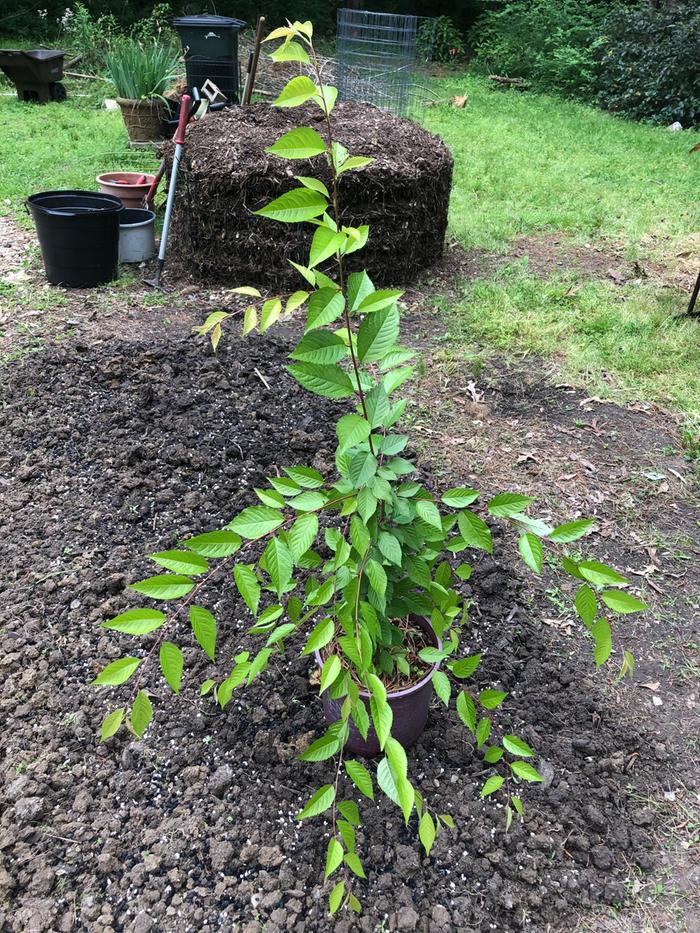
top-left (315, 614), bottom-right (442, 702)
top-left (96, 172), bottom-right (156, 186)
top-left (115, 96), bottom-right (164, 108)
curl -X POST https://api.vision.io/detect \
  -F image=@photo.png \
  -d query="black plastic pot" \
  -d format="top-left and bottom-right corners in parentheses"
top-left (315, 616), bottom-right (442, 757)
top-left (26, 190), bottom-right (123, 287)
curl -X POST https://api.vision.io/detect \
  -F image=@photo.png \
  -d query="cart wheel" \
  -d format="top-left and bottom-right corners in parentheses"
top-left (49, 82), bottom-right (67, 102)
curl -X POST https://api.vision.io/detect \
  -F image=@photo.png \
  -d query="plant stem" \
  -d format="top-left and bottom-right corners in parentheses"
top-left (309, 41), bottom-right (375, 457)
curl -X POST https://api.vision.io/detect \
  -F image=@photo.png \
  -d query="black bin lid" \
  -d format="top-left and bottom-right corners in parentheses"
top-left (172, 15), bottom-right (246, 29)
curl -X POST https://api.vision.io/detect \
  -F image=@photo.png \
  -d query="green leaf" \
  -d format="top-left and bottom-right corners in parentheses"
top-left (357, 305), bottom-right (400, 363)
top-left (200, 678), bottom-right (215, 696)
top-left (266, 126), bottom-right (326, 159)
top-left (338, 155), bottom-right (374, 174)
top-left (288, 362), bottom-right (356, 399)
top-left (591, 617), bottom-right (612, 666)
top-left (364, 383), bottom-right (391, 428)
top-left (601, 590), bottom-right (647, 614)
top-left (297, 783), bottom-right (335, 820)
top-left (549, 519), bottom-right (595, 543)
top-left (92, 657), bottom-right (141, 686)
top-left (260, 298), bottom-right (282, 333)
top-left (290, 330), bottom-right (347, 364)
top-left (503, 735), bottom-right (534, 757)
top-left (130, 689), bottom-right (153, 738)
top-left (378, 531), bottom-right (402, 566)
top-left (456, 691), bottom-right (476, 731)
top-left (365, 558), bottom-right (387, 597)
top-left (345, 851), bottom-right (366, 878)
top-left (230, 506), bottom-right (284, 540)
top-left (266, 622), bottom-right (296, 645)
top-left (234, 563), bottom-right (260, 615)
top-left (432, 670), bottom-right (451, 706)
top-left (479, 689), bottom-right (508, 709)
top-left (242, 305), bottom-right (257, 335)
top-left (325, 838), bottom-right (344, 879)
top-left (338, 799), bottom-right (360, 825)
top-left (419, 811), bottom-right (436, 855)
top-left (476, 717), bottom-right (491, 747)
top-left (416, 499), bottom-right (442, 530)
top-left (299, 730), bottom-right (340, 762)
top-left (100, 708), bottom-right (124, 741)
top-left (357, 487), bottom-right (377, 522)
top-left (303, 616), bottom-right (335, 655)
top-left (329, 880), bottom-right (345, 915)
top-left (483, 746), bottom-right (504, 763)
top-left (616, 648), bottom-right (636, 683)
top-left (263, 537), bottom-right (293, 596)
top-left (269, 39), bottom-right (310, 63)
top-left (273, 74), bottom-right (318, 108)
top-left (510, 761), bottom-right (543, 783)
top-left (370, 695), bottom-right (393, 750)
top-left (349, 450), bottom-right (377, 487)
top-left (289, 259), bottom-right (316, 285)
top-left (285, 466), bottom-right (325, 488)
top-left (296, 175), bottom-right (329, 197)
top-left (160, 642), bottom-right (183, 693)
top-left (195, 309), bottom-right (231, 334)
top-left (309, 226), bottom-right (346, 267)
top-left (347, 270), bottom-right (375, 311)
top-left (101, 608), bottom-right (165, 635)
top-left (481, 775), bottom-right (505, 798)
top-left (488, 492), bottom-right (535, 517)
top-left (149, 550), bottom-right (208, 575)
top-left (350, 516), bottom-right (370, 557)
top-left (129, 574), bottom-right (193, 601)
top-left (305, 288), bottom-right (345, 331)
top-left (320, 654), bottom-right (341, 693)
top-left (575, 584), bottom-right (597, 626)
top-left (441, 487), bottom-right (480, 508)
top-left (457, 510), bottom-right (493, 553)
top-left (518, 533), bottom-right (543, 574)
top-left (314, 83), bottom-right (338, 113)
top-left (357, 289), bottom-right (403, 314)
top-left (289, 512), bottom-right (319, 561)
top-left (450, 654), bottom-right (481, 679)
top-left (255, 187), bottom-right (327, 223)
top-left (345, 759), bottom-right (374, 799)
top-left (183, 530), bottom-right (242, 557)
top-left (578, 561), bottom-right (629, 587)
top-left (189, 606), bottom-right (216, 660)
top-left (336, 413), bottom-right (371, 454)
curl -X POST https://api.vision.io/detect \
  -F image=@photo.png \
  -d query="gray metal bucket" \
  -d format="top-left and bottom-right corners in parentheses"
top-left (119, 208), bottom-right (156, 263)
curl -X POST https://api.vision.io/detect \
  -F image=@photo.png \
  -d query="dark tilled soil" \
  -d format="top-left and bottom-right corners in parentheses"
top-left (0, 331), bottom-right (672, 933)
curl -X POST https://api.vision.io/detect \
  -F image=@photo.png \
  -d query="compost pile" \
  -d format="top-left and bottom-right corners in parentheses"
top-left (168, 101), bottom-right (453, 287)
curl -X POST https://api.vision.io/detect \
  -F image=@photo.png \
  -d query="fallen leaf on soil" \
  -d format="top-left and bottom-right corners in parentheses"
top-left (452, 94), bottom-right (468, 108)
top-left (639, 682), bottom-right (660, 691)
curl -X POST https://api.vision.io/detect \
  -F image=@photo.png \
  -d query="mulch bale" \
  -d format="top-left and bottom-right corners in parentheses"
top-left (167, 101), bottom-right (453, 288)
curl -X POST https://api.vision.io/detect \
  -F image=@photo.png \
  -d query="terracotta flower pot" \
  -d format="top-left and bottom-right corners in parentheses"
top-left (97, 172), bottom-right (156, 209)
top-left (316, 615), bottom-right (442, 758)
top-left (116, 97), bottom-right (166, 144)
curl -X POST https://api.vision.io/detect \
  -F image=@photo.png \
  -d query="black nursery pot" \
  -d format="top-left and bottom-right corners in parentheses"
top-left (315, 616), bottom-right (442, 758)
top-left (26, 190), bottom-right (123, 287)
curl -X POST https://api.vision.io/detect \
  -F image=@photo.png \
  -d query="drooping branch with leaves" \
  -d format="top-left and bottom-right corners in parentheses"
top-left (92, 19), bottom-right (646, 917)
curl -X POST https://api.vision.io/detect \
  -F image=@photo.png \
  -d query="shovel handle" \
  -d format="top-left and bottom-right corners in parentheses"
top-left (174, 93), bottom-right (191, 146)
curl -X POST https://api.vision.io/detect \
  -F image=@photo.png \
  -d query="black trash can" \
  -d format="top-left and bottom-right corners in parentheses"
top-left (173, 14), bottom-right (246, 102)
top-left (26, 190), bottom-right (123, 287)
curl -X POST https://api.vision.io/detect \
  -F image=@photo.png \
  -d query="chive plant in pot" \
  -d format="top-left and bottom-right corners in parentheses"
top-left (105, 37), bottom-right (179, 144)
top-left (92, 19), bottom-right (646, 918)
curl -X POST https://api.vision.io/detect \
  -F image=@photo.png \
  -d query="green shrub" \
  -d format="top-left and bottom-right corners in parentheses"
top-left (418, 15), bottom-right (465, 64)
top-left (597, 1), bottom-right (700, 128)
top-left (105, 37), bottom-right (179, 100)
top-left (470, 0), bottom-right (613, 99)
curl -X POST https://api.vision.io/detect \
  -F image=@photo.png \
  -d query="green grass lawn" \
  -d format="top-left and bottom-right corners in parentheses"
top-left (0, 77), bottom-right (156, 221)
top-left (1, 69), bottom-right (698, 448)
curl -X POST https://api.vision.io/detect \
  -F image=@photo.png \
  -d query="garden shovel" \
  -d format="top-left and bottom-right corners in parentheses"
top-left (144, 93), bottom-right (191, 291)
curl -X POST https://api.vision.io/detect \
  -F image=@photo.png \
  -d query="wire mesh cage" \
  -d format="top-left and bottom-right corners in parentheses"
top-left (336, 8), bottom-right (427, 116)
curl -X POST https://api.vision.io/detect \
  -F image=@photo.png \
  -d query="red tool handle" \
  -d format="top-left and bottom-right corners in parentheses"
top-left (174, 93), bottom-right (191, 146)
top-left (145, 162), bottom-right (166, 207)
